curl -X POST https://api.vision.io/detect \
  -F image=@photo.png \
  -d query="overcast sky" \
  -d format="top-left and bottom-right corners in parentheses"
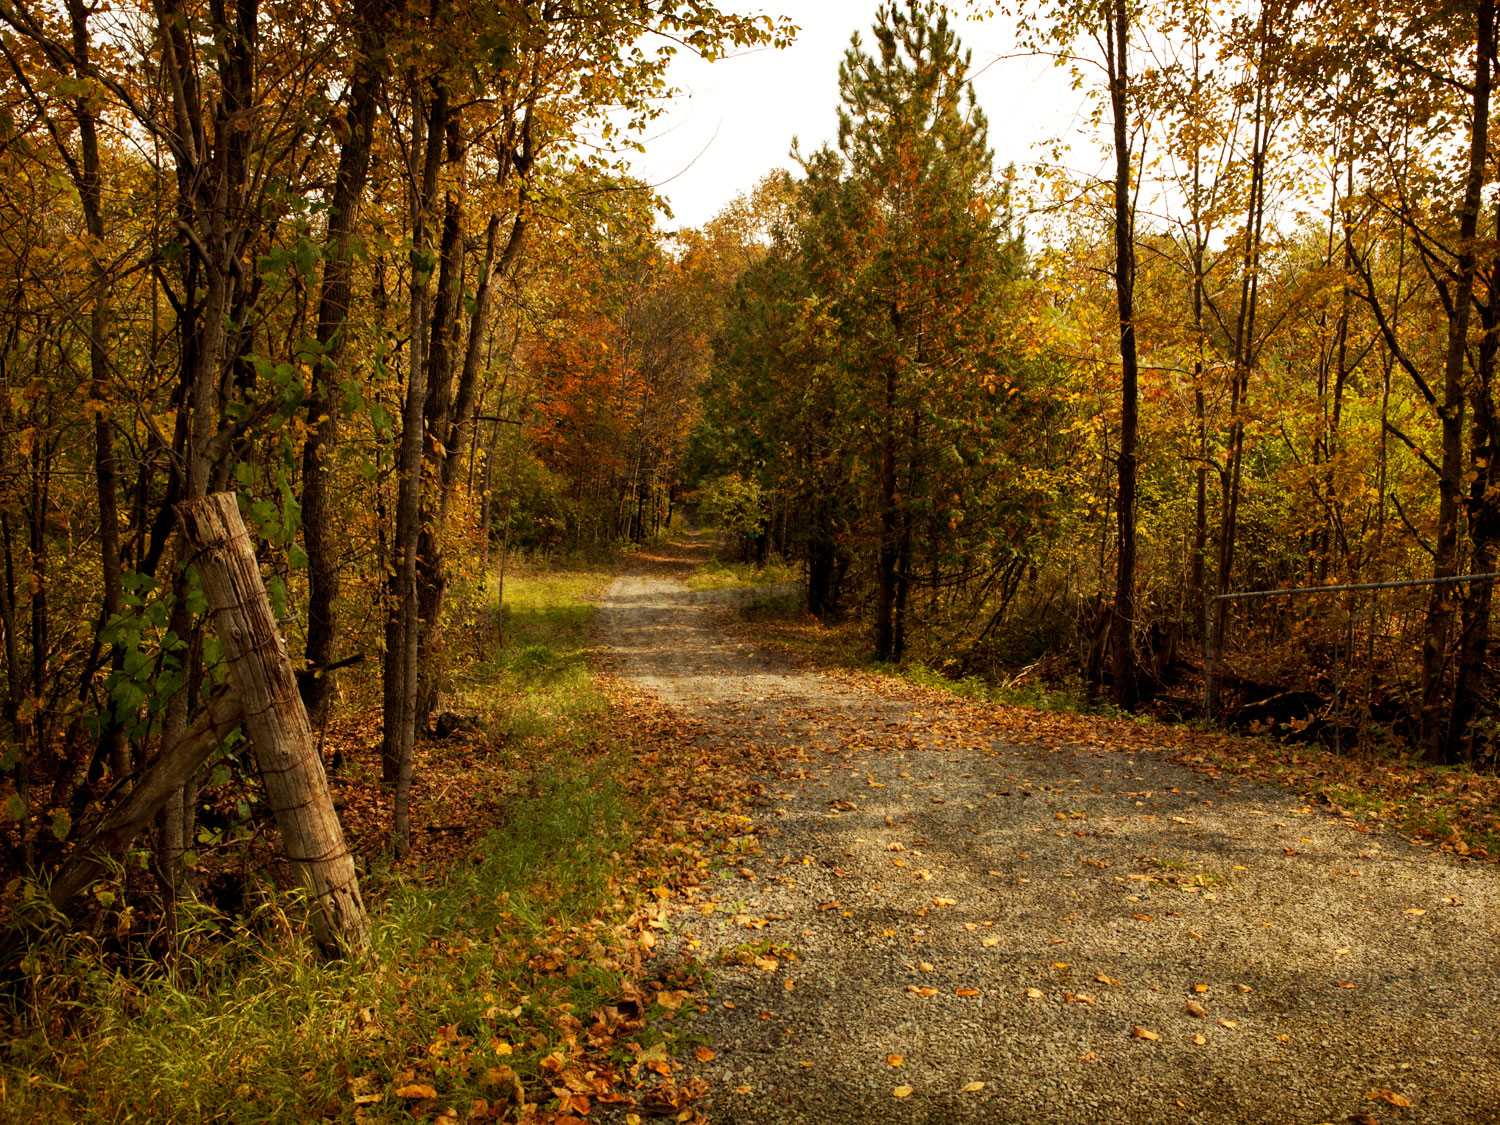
top-left (625, 3), bottom-right (1093, 231)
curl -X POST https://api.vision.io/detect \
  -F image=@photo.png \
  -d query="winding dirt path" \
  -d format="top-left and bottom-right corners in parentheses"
top-left (598, 540), bottom-right (1500, 1125)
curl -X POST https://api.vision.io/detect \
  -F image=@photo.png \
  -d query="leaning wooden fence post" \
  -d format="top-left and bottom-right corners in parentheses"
top-left (179, 492), bottom-right (370, 958)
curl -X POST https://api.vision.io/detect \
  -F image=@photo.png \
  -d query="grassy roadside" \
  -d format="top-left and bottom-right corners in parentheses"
top-left (731, 595), bottom-right (1500, 863)
top-left (0, 562), bottom-right (751, 1124)
top-left (684, 557), bottom-right (798, 591)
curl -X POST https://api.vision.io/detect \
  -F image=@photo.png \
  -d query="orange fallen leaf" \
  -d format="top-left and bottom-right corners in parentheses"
top-left (1025, 988), bottom-right (1044, 999)
top-left (888, 1054), bottom-right (904, 1067)
top-left (694, 1047), bottom-right (715, 1063)
top-left (1095, 973), bottom-right (1119, 986)
top-left (1402, 908), bottom-right (1426, 917)
top-left (1338, 981), bottom-right (1357, 989)
top-left (955, 987), bottom-right (980, 997)
top-left (1131, 1026), bottom-right (1159, 1041)
top-left (1192, 1033), bottom-right (1207, 1045)
top-left (1369, 1090), bottom-right (1412, 1108)
top-left (732, 1085), bottom-right (752, 1095)
top-left (960, 1081), bottom-right (985, 1093)
top-left (892, 1085), bottom-right (914, 1098)
top-left (396, 1084), bottom-right (437, 1099)
top-left (1185, 1000), bottom-right (1208, 1018)
top-left (1216, 1018), bottom-right (1237, 1029)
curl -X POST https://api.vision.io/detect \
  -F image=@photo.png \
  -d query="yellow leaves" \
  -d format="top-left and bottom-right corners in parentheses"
top-left (982, 937), bottom-right (1000, 948)
top-left (960, 1081), bottom-right (985, 1093)
top-left (1184, 1000), bottom-right (1208, 1018)
top-left (1216, 1018), bottom-right (1237, 1030)
top-left (932, 896), bottom-right (957, 907)
top-left (1402, 907), bottom-right (1427, 916)
top-left (1369, 1089), bottom-right (1413, 1108)
top-left (694, 1047), bottom-right (715, 1063)
top-left (955, 988), bottom-right (981, 997)
top-left (887, 1054), bottom-right (904, 1067)
top-left (1062, 991), bottom-right (1092, 1004)
top-left (396, 1083), bottom-right (437, 1099)
top-left (1025, 987), bottom-right (1045, 998)
top-left (1131, 1026), bottom-right (1159, 1041)
top-left (892, 1085), bottom-right (914, 1098)
top-left (1094, 973), bottom-right (1119, 986)
top-left (906, 985), bottom-right (939, 997)
top-left (1192, 1033), bottom-right (1207, 1045)
top-left (917, 961), bottom-right (934, 973)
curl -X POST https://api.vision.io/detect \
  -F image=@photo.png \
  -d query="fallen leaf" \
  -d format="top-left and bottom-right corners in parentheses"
top-left (396, 1084), bottom-right (437, 1099)
top-left (1402, 908), bottom-right (1426, 917)
top-left (888, 1054), bottom-right (904, 1067)
top-left (905, 985), bottom-right (939, 997)
top-left (956, 988), bottom-right (981, 997)
top-left (1132, 1026), bottom-right (1160, 1041)
top-left (960, 1081), bottom-right (985, 1093)
top-left (694, 1047), bottom-right (715, 1063)
top-left (918, 961), bottom-right (934, 973)
top-left (1185, 1000), bottom-right (1208, 1018)
top-left (1132, 914), bottom-right (1155, 921)
top-left (1095, 973), bottom-right (1120, 986)
top-left (1369, 1090), bottom-right (1412, 1108)
top-left (893, 1085), bottom-right (914, 1098)
top-left (732, 1085), bottom-right (751, 1095)
top-left (1217, 1018), bottom-right (1237, 1029)
top-left (1192, 1033), bottom-right (1207, 1045)
top-left (1050, 962), bottom-right (1068, 969)
top-left (982, 937), bottom-right (1000, 948)
top-left (1338, 981), bottom-right (1357, 989)
top-left (1191, 983), bottom-right (1209, 993)
top-left (1235, 983), bottom-right (1252, 993)
top-left (1025, 988), bottom-right (1044, 999)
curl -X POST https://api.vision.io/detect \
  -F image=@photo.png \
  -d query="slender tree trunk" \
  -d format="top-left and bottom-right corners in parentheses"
top-left (1420, 0), bottom-right (1490, 762)
top-left (302, 11), bottom-right (384, 722)
top-left (383, 79), bottom-right (445, 854)
top-left (1107, 0), bottom-right (1140, 709)
top-left (1451, 199), bottom-right (1500, 758)
top-left (875, 358), bottom-right (900, 662)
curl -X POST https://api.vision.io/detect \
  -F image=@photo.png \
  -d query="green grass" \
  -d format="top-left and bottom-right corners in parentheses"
top-left (0, 561), bottom-right (649, 1123)
top-left (685, 557), bottom-right (799, 591)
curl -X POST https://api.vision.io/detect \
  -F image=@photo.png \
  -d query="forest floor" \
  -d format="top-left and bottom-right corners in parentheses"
top-left (600, 534), bottom-right (1500, 1125)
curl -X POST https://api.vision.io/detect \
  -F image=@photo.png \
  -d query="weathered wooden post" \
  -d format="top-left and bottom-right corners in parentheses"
top-left (178, 492), bottom-right (369, 957)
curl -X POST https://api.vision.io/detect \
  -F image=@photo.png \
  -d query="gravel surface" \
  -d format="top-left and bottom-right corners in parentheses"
top-left (598, 553), bottom-right (1500, 1125)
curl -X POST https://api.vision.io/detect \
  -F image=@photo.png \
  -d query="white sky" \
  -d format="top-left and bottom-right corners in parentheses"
top-left (627, 3), bottom-right (1092, 231)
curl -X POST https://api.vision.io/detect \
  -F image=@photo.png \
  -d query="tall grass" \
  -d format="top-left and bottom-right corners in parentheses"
top-left (1, 564), bottom-right (641, 1123)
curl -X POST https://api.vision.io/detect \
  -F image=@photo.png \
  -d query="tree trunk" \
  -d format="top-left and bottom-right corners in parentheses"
top-left (178, 493), bottom-right (369, 958)
top-left (1107, 0), bottom-right (1140, 709)
top-left (301, 9), bottom-right (385, 722)
top-left (1420, 0), bottom-right (1490, 762)
top-left (47, 684), bottom-right (242, 922)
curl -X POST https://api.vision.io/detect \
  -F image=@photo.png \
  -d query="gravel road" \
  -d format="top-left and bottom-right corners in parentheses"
top-left (597, 551), bottom-right (1500, 1125)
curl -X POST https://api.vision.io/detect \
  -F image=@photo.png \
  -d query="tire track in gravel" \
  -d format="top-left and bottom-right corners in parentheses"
top-left (598, 552), bottom-right (1500, 1125)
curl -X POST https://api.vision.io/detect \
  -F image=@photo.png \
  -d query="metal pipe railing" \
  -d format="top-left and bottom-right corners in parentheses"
top-left (1202, 572), bottom-right (1500, 719)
